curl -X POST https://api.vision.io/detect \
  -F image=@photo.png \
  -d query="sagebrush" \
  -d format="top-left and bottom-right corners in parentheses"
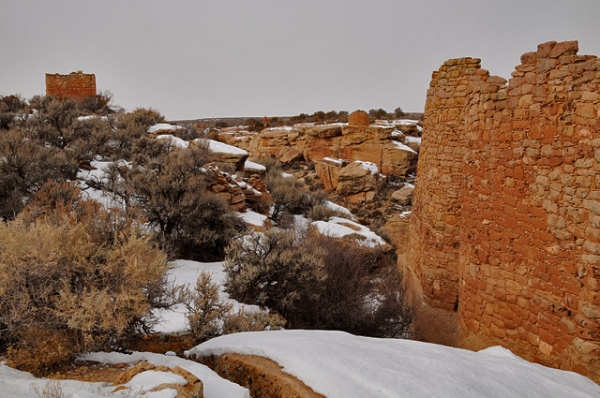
top-left (178, 271), bottom-right (284, 343)
top-left (0, 183), bottom-right (174, 374)
top-left (224, 226), bottom-right (412, 337)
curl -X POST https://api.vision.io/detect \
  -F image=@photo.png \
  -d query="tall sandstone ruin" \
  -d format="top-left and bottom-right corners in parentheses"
top-left (403, 40), bottom-right (600, 381)
top-left (45, 71), bottom-right (96, 101)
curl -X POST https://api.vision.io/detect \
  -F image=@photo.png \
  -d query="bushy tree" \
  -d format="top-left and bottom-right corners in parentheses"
top-left (224, 228), bottom-right (412, 337)
top-left (369, 108), bottom-right (388, 119)
top-left (81, 90), bottom-right (116, 115)
top-left (311, 236), bottom-right (411, 338)
top-left (0, 183), bottom-right (174, 373)
top-left (0, 94), bottom-right (28, 130)
top-left (224, 229), bottom-right (327, 327)
top-left (106, 146), bottom-right (246, 261)
top-left (0, 129), bottom-right (78, 219)
top-left (28, 95), bottom-right (82, 149)
top-left (394, 107), bottom-right (405, 118)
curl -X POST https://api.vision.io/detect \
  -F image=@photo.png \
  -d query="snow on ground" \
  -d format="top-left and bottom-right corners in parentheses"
top-left (263, 126), bottom-right (294, 132)
top-left (152, 260), bottom-right (263, 334)
top-left (324, 200), bottom-right (355, 219)
top-left (155, 134), bottom-right (189, 148)
top-left (206, 139), bottom-right (248, 156)
top-left (312, 216), bottom-right (386, 248)
top-left (77, 115), bottom-right (109, 122)
top-left (405, 135), bottom-right (422, 145)
top-left (238, 209), bottom-right (268, 227)
top-left (358, 160), bottom-right (379, 175)
top-left (244, 159), bottom-right (266, 172)
top-left (188, 329), bottom-right (600, 398)
top-left (147, 123), bottom-right (182, 133)
top-left (82, 351), bottom-right (249, 398)
top-left (396, 119), bottom-right (420, 126)
top-left (77, 160), bottom-right (129, 209)
top-left (391, 129), bottom-right (405, 139)
top-left (400, 210), bottom-right (412, 218)
top-left (125, 370), bottom-right (186, 394)
top-left (322, 156), bottom-right (345, 166)
top-left (393, 140), bottom-right (418, 154)
top-left (0, 362), bottom-right (119, 398)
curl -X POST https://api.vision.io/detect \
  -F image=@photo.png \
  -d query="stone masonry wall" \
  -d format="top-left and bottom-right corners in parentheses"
top-left (45, 71), bottom-right (96, 101)
top-left (406, 41), bottom-right (600, 381)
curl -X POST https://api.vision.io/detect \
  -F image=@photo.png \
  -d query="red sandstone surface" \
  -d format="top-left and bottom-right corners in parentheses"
top-left (404, 40), bottom-right (600, 381)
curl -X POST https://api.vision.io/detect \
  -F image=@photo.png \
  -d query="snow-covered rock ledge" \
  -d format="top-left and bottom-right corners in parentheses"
top-left (187, 330), bottom-right (600, 398)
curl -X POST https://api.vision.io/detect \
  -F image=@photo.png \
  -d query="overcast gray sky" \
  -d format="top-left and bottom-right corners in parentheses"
top-left (1, 0), bottom-right (599, 120)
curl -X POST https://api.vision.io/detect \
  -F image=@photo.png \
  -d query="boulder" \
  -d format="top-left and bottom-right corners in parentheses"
top-left (342, 125), bottom-right (393, 144)
top-left (215, 128), bottom-right (256, 152)
top-left (204, 166), bottom-right (257, 212)
top-left (147, 123), bottom-right (183, 137)
top-left (348, 110), bottom-right (370, 126)
top-left (314, 158), bottom-right (347, 191)
top-left (391, 185), bottom-right (415, 205)
top-left (345, 190), bottom-right (377, 204)
top-left (304, 123), bottom-right (343, 138)
top-left (382, 211), bottom-right (412, 252)
top-left (404, 136), bottom-right (421, 154)
top-left (247, 126), bottom-right (307, 161)
top-left (336, 161), bottom-right (379, 195)
top-left (192, 139), bottom-right (249, 170)
top-left (279, 147), bottom-right (304, 163)
top-left (339, 134), bottom-right (418, 176)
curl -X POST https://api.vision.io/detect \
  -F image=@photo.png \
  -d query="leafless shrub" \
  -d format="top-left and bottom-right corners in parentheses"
top-left (0, 94), bottom-right (28, 130)
top-left (312, 235), bottom-right (412, 338)
top-left (222, 309), bottom-right (285, 335)
top-left (265, 172), bottom-right (312, 221)
top-left (179, 271), bottom-right (284, 343)
top-left (306, 203), bottom-right (351, 222)
top-left (179, 271), bottom-right (233, 342)
top-left (31, 380), bottom-right (67, 398)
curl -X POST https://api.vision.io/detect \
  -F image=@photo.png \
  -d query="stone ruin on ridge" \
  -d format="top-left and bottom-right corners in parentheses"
top-left (45, 71), bottom-right (96, 101)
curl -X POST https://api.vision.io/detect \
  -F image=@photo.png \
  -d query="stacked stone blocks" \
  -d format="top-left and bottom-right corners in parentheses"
top-left (407, 40), bottom-right (600, 381)
top-left (45, 71), bottom-right (96, 101)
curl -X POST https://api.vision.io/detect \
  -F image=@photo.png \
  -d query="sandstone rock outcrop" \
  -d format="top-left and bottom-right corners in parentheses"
top-left (391, 185), bottom-right (414, 205)
top-left (336, 161), bottom-right (379, 195)
top-left (215, 119), bottom-right (420, 177)
top-left (196, 139), bottom-right (249, 171)
top-left (339, 124), bottom-right (418, 176)
top-left (314, 158), bottom-right (346, 191)
top-left (112, 361), bottom-right (203, 398)
top-left (405, 40), bottom-right (600, 382)
top-left (200, 354), bottom-right (325, 398)
top-left (314, 159), bottom-right (384, 204)
top-left (203, 165), bottom-right (270, 212)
